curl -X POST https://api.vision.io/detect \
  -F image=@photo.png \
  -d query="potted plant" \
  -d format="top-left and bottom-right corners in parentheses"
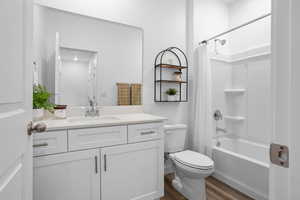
top-left (165, 88), bottom-right (178, 101)
top-left (33, 85), bottom-right (54, 120)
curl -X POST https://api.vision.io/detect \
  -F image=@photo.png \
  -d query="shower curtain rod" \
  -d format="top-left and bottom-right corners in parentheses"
top-left (199, 13), bottom-right (271, 45)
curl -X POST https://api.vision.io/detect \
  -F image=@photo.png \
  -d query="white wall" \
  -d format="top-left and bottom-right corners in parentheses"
top-left (228, 0), bottom-right (271, 54)
top-left (228, 0), bottom-right (271, 27)
top-left (35, 0), bottom-right (188, 124)
top-left (192, 0), bottom-right (229, 51)
top-left (191, 0), bottom-right (271, 54)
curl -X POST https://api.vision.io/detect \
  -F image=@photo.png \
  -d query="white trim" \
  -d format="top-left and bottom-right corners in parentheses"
top-left (0, 161), bottom-right (22, 192)
top-left (269, 0), bottom-right (292, 199)
top-left (213, 170), bottom-right (268, 200)
top-left (224, 89), bottom-right (246, 93)
top-left (223, 115), bottom-right (245, 121)
top-left (210, 44), bottom-right (271, 63)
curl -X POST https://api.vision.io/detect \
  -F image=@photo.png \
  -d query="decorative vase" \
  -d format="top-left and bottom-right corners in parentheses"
top-left (167, 95), bottom-right (177, 102)
top-left (54, 105), bottom-right (67, 119)
top-left (33, 109), bottom-right (44, 121)
top-left (174, 71), bottom-right (182, 81)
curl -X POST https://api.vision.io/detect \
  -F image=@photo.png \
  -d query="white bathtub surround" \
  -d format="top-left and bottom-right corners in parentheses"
top-left (190, 46), bottom-right (214, 155)
top-left (208, 44), bottom-right (271, 199)
top-left (210, 45), bottom-right (271, 144)
top-left (212, 138), bottom-right (269, 200)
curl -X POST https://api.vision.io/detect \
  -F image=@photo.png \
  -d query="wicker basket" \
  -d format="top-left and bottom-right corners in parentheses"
top-left (116, 83), bottom-right (130, 105)
top-left (131, 84), bottom-right (142, 105)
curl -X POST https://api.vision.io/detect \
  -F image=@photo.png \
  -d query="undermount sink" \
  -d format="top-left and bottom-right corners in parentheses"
top-left (67, 116), bottom-right (120, 123)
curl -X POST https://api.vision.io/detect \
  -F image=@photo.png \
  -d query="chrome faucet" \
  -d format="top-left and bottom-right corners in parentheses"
top-left (85, 98), bottom-right (99, 117)
top-left (216, 127), bottom-right (227, 133)
top-left (214, 109), bottom-right (227, 134)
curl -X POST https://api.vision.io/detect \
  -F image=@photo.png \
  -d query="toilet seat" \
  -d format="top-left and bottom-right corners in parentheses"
top-left (171, 150), bottom-right (214, 170)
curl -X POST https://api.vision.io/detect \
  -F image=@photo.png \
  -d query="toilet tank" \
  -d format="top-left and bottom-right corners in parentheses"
top-left (164, 124), bottom-right (187, 153)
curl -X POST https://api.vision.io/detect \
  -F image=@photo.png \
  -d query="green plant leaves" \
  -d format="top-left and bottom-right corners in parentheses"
top-left (166, 88), bottom-right (177, 96)
top-left (33, 84), bottom-right (54, 111)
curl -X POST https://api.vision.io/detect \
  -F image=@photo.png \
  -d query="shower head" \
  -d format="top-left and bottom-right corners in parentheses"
top-left (220, 39), bottom-right (226, 45)
top-left (215, 39), bottom-right (226, 46)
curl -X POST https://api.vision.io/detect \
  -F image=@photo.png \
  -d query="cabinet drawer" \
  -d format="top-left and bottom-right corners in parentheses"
top-left (128, 122), bottom-right (163, 143)
top-left (33, 130), bottom-right (68, 156)
top-left (68, 126), bottom-right (127, 151)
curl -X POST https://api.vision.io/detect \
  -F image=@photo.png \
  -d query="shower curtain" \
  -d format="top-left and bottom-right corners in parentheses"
top-left (190, 46), bottom-right (214, 156)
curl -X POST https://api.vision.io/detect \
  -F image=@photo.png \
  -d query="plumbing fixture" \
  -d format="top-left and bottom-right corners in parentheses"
top-left (215, 39), bottom-right (227, 46)
top-left (216, 127), bottom-right (227, 133)
top-left (213, 110), bottom-right (223, 121)
top-left (85, 97), bottom-right (99, 117)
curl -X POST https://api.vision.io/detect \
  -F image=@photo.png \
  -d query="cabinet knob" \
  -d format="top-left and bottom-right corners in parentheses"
top-left (27, 121), bottom-right (47, 136)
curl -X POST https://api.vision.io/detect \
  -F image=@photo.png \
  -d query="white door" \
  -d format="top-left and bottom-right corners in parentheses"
top-left (270, 0), bottom-right (300, 199)
top-left (101, 141), bottom-right (164, 200)
top-left (33, 149), bottom-right (100, 200)
top-left (0, 0), bottom-right (33, 200)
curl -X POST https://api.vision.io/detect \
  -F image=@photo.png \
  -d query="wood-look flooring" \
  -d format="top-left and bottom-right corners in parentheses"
top-left (161, 174), bottom-right (254, 200)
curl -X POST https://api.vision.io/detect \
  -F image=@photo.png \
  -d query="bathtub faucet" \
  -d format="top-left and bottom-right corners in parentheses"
top-left (216, 127), bottom-right (227, 133)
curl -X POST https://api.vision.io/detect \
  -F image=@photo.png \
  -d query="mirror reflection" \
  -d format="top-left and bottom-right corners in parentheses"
top-left (33, 5), bottom-right (143, 107)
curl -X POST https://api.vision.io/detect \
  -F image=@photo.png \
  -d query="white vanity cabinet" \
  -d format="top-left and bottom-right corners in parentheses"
top-left (33, 149), bottom-right (100, 200)
top-left (101, 140), bottom-right (164, 200)
top-left (33, 130), bottom-right (68, 156)
top-left (68, 126), bottom-right (127, 151)
top-left (33, 121), bottom-right (164, 200)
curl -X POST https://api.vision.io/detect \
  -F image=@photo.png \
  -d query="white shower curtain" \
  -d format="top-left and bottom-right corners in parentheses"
top-left (190, 46), bottom-right (214, 156)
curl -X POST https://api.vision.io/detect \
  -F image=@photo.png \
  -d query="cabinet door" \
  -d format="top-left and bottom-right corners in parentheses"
top-left (101, 140), bottom-right (164, 200)
top-left (33, 149), bottom-right (100, 200)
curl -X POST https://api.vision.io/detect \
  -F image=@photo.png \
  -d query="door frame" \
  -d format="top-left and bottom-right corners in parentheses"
top-left (270, 0), bottom-right (300, 199)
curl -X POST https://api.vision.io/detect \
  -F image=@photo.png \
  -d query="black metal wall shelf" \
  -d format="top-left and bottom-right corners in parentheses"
top-left (155, 64), bottom-right (188, 70)
top-left (154, 47), bottom-right (188, 102)
top-left (155, 80), bottom-right (187, 83)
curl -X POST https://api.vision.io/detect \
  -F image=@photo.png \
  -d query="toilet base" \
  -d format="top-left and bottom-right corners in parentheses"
top-left (172, 173), bottom-right (206, 200)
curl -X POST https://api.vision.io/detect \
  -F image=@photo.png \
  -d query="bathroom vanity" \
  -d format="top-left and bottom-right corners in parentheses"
top-left (33, 113), bottom-right (166, 200)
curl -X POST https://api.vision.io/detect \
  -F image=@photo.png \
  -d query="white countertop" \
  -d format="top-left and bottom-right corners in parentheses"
top-left (37, 113), bottom-right (167, 131)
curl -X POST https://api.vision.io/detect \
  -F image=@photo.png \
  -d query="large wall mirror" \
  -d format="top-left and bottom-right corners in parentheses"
top-left (33, 5), bottom-right (143, 107)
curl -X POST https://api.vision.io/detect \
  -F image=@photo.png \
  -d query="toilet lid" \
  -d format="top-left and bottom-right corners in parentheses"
top-left (172, 150), bottom-right (214, 170)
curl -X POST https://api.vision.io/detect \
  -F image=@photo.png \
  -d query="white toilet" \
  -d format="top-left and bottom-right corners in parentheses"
top-left (164, 124), bottom-right (214, 200)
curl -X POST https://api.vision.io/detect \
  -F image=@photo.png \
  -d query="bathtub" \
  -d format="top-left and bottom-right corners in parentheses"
top-left (212, 138), bottom-right (269, 200)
